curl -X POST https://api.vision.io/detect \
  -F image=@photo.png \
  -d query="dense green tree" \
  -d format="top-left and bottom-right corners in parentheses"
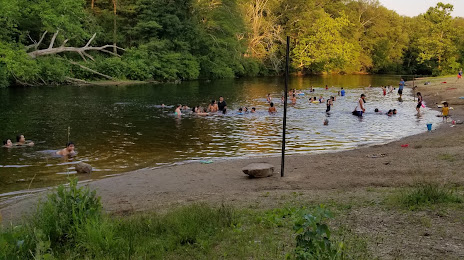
top-left (0, 0), bottom-right (464, 87)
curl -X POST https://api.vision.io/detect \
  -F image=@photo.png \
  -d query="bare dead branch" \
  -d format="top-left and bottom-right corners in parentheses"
top-left (49, 30), bottom-right (60, 49)
top-left (65, 77), bottom-right (92, 85)
top-left (60, 39), bottom-right (69, 47)
top-left (27, 33), bottom-right (125, 59)
top-left (82, 52), bottom-right (95, 61)
top-left (25, 31), bottom-right (48, 51)
top-left (85, 33), bottom-right (97, 48)
top-left (68, 60), bottom-right (114, 80)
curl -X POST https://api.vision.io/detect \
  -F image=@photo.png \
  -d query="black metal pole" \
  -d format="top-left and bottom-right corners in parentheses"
top-left (281, 36), bottom-right (290, 177)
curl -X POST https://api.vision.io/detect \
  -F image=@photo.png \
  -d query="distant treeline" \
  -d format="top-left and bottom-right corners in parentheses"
top-left (1, 0), bottom-right (463, 87)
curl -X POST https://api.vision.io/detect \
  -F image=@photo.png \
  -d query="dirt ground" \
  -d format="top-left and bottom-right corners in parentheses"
top-left (2, 76), bottom-right (464, 259)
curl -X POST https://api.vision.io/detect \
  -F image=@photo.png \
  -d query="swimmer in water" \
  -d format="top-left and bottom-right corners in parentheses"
top-left (238, 107), bottom-right (243, 115)
top-left (268, 102), bottom-right (277, 114)
top-left (319, 96), bottom-right (325, 103)
top-left (15, 134), bottom-right (34, 146)
top-left (393, 109), bottom-right (397, 115)
top-left (196, 108), bottom-right (209, 116)
top-left (175, 104), bottom-right (182, 117)
top-left (56, 142), bottom-right (76, 156)
top-left (251, 107), bottom-right (256, 113)
top-left (208, 100), bottom-right (218, 112)
top-left (266, 94), bottom-right (272, 103)
top-left (2, 139), bottom-right (13, 148)
top-left (291, 94), bottom-right (297, 104)
top-left (244, 107), bottom-right (249, 113)
top-left (387, 109), bottom-right (393, 116)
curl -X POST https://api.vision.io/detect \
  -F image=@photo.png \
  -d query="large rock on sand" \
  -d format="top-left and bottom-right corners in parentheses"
top-left (75, 162), bottom-right (92, 174)
top-left (242, 163), bottom-right (274, 178)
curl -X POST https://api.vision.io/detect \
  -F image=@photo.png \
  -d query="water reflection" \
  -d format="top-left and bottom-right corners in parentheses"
top-left (0, 75), bottom-right (441, 195)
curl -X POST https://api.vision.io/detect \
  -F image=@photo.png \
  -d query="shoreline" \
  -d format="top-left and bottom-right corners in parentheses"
top-left (2, 76), bottom-right (464, 223)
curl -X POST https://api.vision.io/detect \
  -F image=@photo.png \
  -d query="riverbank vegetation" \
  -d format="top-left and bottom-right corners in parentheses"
top-left (1, 179), bottom-right (463, 259)
top-left (0, 0), bottom-right (463, 87)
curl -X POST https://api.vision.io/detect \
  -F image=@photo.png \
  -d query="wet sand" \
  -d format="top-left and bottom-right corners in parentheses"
top-left (2, 76), bottom-right (464, 222)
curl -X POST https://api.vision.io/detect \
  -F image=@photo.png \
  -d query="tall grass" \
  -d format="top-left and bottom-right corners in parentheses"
top-left (398, 182), bottom-right (462, 209)
top-left (0, 180), bottom-right (370, 259)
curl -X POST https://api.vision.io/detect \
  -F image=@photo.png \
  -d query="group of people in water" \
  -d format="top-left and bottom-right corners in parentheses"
top-left (170, 80), bottom-right (413, 120)
top-left (2, 134), bottom-right (34, 148)
top-left (2, 133), bottom-right (76, 157)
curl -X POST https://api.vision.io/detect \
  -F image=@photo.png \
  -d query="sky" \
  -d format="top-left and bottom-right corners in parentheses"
top-left (378, 0), bottom-right (464, 17)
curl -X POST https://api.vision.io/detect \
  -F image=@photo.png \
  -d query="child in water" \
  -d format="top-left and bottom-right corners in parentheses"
top-left (238, 108), bottom-right (243, 115)
top-left (382, 86), bottom-right (387, 96)
top-left (416, 92), bottom-right (423, 115)
top-left (251, 107), bottom-right (256, 113)
top-left (442, 102), bottom-right (450, 122)
top-left (266, 94), bottom-right (272, 103)
top-left (291, 94), bottom-right (297, 104)
top-left (268, 102), bottom-right (277, 114)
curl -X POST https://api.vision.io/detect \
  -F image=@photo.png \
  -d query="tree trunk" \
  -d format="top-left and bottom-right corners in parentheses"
top-left (113, 0), bottom-right (117, 54)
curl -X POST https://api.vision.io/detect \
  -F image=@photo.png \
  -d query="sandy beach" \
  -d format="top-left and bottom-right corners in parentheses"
top-left (2, 76), bottom-right (464, 258)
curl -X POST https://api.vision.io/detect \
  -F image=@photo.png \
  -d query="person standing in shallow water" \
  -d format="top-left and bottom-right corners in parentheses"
top-left (218, 96), bottom-right (227, 113)
top-left (352, 94), bottom-right (366, 117)
top-left (268, 102), bottom-right (277, 114)
top-left (416, 92), bottom-right (423, 115)
top-left (326, 97), bottom-right (333, 112)
top-left (398, 78), bottom-right (405, 98)
top-left (174, 104), bottom-right (182, 117)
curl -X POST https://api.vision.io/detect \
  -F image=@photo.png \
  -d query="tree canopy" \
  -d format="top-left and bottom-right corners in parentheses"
top-left (0, 0), bottom-right (463, 87)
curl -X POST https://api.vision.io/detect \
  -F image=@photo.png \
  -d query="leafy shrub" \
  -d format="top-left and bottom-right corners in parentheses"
top-left (27, 178), bottom-right (101, 250)
top-left (36, 57), bottom-right (70, 84)
top-left (0, 178), bottom-right (101, 259)
top-left (293, 205), bottom-right (344, 260)
top-left (125, 60), bottom-right (152, 81)
top-left (0, 42), bottom-right (40, 85)
top-left (398, 182), bottom-right (462, 209)
top-left (95, 57), bottom-right (128, 79)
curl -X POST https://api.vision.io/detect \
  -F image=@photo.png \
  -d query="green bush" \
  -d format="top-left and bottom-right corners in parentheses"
top-left (0, 178), bottom-right (101, 259)
top-left (36, 57), bottom-right (70, 84)
top-left (95, 57), bottom-right (128, 79)
top-left (293, 205), bottom-right (344, 260)
top-left (24, 178), bottom-right (102, 254)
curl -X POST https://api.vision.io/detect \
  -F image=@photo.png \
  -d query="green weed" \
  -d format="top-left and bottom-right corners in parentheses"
top-left (438, 154), bottom-right (456, 162)
top-left (397, 182), bottom-right (462, 209)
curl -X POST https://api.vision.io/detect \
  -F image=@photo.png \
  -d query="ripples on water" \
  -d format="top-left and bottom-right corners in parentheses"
top-left (0, 75), bottom-right (441, 195)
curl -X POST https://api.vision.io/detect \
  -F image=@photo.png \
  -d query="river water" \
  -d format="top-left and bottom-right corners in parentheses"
top-left (0, 75), bottom-right (441, 197)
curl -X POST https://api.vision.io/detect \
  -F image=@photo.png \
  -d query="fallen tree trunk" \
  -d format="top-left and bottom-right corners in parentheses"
top-left (65, 77), bottom-right (93, 85)
top-left (27, 31), bottom-right (124, 60)
top-left (67, 60), bottom-right (114, 80)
